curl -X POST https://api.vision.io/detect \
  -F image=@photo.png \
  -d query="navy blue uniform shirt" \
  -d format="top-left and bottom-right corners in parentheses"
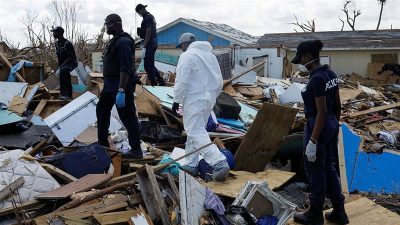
top-left (102, 33), bottom-right (137, 93)
top-left (141, 12), bottom-right (157, 47)
top-left (301, 65), bottom-right (339, 119)
top-left (56, 38), bottom-right (78, 70)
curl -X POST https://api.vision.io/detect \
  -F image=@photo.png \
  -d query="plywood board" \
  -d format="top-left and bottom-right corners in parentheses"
top-left (8, 96), bottom-right (28, 114)
top-left (203, 170), bottom-right (295, 198)
top-left (35, 174), bottom-right (112, 199)
top-left (288, 198), bottom-right (400, 225)
top-left (74, 125), bottom-right (98, 144)
top-left (234, 103), bottom-right (299, 172)
top-left (339, 88), bottom-right (362, 103)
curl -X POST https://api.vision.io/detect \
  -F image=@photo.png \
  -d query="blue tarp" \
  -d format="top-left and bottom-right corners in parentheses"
top-left (342, 124), bottom-right (400, 194)
top-left (7, 60), bottom-right (33, 82)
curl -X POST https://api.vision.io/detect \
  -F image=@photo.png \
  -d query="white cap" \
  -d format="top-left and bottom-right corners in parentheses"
top-left (177, 33), bottom-right (196, 48)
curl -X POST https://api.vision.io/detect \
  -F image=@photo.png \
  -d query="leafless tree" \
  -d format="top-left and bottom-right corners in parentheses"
top-left (376, 0), bottom-right (388, 30)
top-left (340, 1), bottom-right (361, 31)
top-left (339, 17), bottom-right (345, 31)
top-left (290, 15), bottom-right (316, 32)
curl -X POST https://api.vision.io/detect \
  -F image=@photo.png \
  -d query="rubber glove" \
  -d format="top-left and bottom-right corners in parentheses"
top-left (305, 140), bottom-right (317, 162)
top-left (141, 48), bottom-right (146, 58)
top-left (55, 68), bottom-right (60, 78)
top-left (116, 92), bottom-right (125, 108)
top-left (172, 102), bottom-right (179, 115)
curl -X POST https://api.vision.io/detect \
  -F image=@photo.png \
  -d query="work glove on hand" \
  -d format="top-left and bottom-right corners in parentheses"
top-left (55, 68), bottom-right (60, 78)
top-left (305, 140), bottom-right (317, 162)
top-left (116, 92), bottom-right (126, 108)
top-left (172, 102), bottom-right (179, 115)
top-left (141, 48), bottom-right (146, 58)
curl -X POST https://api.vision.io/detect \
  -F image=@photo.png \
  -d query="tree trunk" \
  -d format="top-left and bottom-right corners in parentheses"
top-left (376, 3), bottom-right (384, 30)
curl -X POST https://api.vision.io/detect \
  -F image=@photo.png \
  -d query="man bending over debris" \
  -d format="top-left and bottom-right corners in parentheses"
top-left (51, 26), bottom-right (78, 100)
top-left (172, 33), bottom-right (230, 181)
top-left (96, 14), bottom-right (142, 159)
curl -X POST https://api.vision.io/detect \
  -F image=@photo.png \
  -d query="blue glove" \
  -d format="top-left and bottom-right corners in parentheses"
top-left (116, 92), bottom-right (125, 108)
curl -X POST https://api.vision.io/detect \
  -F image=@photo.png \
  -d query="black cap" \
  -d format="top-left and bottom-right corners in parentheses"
top-left (291, 40), bottom-right (323, 64)
top-left (105, 14), bottom-right (122, 24)
top-left (135, 3), bottom-right (147, 12)
top-left (50, 26), bottom-right (64, 34)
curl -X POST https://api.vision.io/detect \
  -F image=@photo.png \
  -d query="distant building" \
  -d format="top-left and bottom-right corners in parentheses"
top-left (157, 18), bottom-right (258, 48)
top-left (257, 29), bottom-right (400, 77)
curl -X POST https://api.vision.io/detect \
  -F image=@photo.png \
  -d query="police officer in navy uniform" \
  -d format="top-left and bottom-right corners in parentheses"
top-left (51, 26), bottom-right (78, 100)
top-left (135, 3), bottom-right (165, 86)
top-left (97, 14), bottom-right (143, 159)
top-left (292, 40), bottom-right (349, 225)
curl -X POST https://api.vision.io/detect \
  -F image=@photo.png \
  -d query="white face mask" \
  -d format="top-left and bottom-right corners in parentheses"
top-left (298, 59), bottom-right (318, 73)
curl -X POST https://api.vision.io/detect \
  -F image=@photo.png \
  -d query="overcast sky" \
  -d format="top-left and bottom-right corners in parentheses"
top-left (0, 0), bottom-right (399, 47)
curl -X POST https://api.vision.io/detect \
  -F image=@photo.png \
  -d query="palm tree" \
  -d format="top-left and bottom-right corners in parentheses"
top-left (376, 0), bottom-right (388, 30)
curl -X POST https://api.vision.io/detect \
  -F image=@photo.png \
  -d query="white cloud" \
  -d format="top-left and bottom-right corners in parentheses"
top-left (0, 0), bottom-right (399, 47)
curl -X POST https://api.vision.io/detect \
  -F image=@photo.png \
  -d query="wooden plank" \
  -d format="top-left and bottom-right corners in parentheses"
top-left (347, 102), bottom-right (400, 118)
top-left (0, 51), bottom-right (26, 82)
top-left (203, 170), bottom-right (295, 199)
top-left (8, 96), bottom-right (28, 115)
top-left (288, 198), bottom-right (400, 225)
top-left (0, 200), bottom-right (42, 217)
top-left (35, 174), bottom-right (112, 200)
top-left (26, 138), bottom-right (48, 156)
top-left (136, 164), bottom-right (171, 225)
top-left (234, 103), bottom-right (299, 172)
top-left (337, 127), bottom-right (350, 200)
top-left (34, 198), bottom-right (128, 225)
top-left (92, 210), bottom-right (138, 225)
top-left (0, 177), bottom-right (25, 201)
top-left (165, 173), bottom-right (180, 203)
top-left (40, 163), bottom-right (77, 183)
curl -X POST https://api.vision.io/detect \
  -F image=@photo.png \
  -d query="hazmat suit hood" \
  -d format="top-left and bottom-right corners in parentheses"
top-left (173, 41), bottom-right (223, 104)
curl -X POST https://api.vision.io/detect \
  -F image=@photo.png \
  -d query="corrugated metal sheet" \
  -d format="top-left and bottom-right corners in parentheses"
top-left (258, 29), bottom-right (400, 50)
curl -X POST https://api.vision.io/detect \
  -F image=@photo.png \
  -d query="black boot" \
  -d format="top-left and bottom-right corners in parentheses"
top-left (325, 210), bottom-right (349, 224)
top-left (294, 208), bottom-right (324, 225)
top-left (122, 149), bottom-right (143, 159)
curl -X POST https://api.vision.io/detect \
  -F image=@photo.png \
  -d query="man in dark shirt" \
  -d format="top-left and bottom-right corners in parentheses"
top-left (51, 26), bottom-right (78, 100)
top-left (136, 4), bottom-right (165, 86)
top-left (97, 13), bottom-right (142, 159)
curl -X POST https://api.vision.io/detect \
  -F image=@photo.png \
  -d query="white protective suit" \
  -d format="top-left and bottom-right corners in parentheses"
top-left (173, 41), bottom-right (226, 167)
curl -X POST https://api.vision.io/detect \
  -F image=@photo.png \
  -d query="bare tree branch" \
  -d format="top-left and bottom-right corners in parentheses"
top-left (289, 14), bottom-right (316, 32)
top-left (341, 1), bottom-right (361, 31)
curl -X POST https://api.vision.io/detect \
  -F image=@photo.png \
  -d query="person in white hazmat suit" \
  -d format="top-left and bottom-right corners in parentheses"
top-left (172, 33), bottom-right (230, 181)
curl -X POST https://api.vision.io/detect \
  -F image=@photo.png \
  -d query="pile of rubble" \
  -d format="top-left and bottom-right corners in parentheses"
top-left (1, 50), bottom-right (400, 225)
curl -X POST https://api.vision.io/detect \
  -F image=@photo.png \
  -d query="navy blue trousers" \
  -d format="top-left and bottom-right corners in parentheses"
top-left (144, 46), bottom-right (165, 86)
top-left (304, 116), bottom-right (345, 212)
top-left (96, 91), bottom-right (141, 150)
top-left (59, 68), bottom-right (72, 98)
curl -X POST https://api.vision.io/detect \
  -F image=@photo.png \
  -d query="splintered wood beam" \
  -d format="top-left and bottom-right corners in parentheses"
top-left (0, 177), bottom-right (25, 202)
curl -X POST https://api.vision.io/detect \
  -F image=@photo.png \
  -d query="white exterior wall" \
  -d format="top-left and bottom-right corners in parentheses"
top-left (237, 48), bottom-right (283, 79)
top-left (288, 49), bottom-right (400, 77)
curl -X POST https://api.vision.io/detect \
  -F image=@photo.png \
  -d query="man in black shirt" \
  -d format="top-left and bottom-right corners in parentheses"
top-left (136, 4), bottom-right (165, 86)
top-left (97, 13), bottom-right (143, 159)
top-left (51, 26), bottom-right (78, 100)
